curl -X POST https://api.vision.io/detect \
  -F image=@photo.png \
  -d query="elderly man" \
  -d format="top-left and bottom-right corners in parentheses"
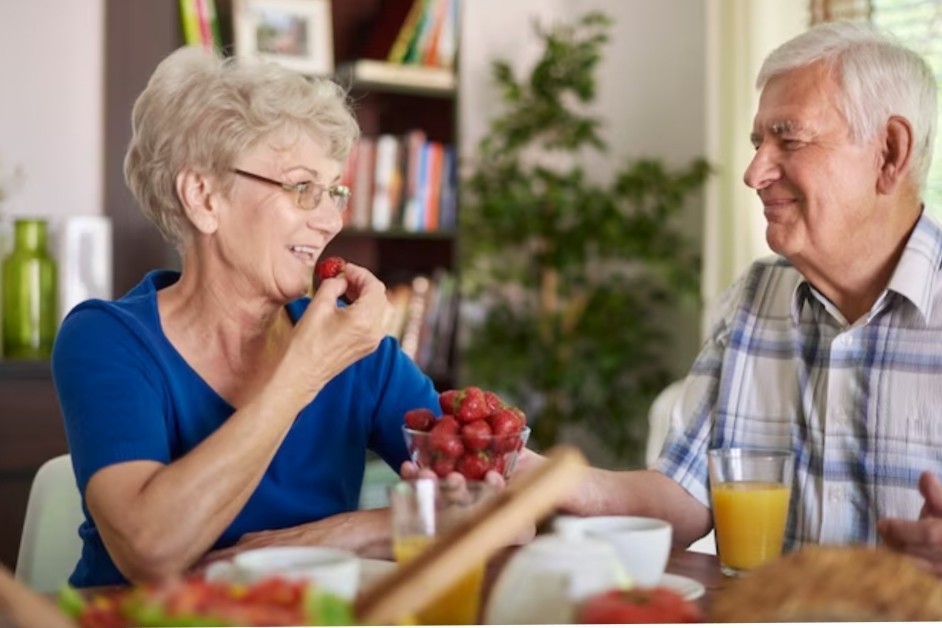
top-left (523, 20), bottom-right (942, 575)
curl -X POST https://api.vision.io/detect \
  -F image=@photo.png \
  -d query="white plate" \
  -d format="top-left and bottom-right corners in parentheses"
top-left (660, 573), bottom-right (705, 600)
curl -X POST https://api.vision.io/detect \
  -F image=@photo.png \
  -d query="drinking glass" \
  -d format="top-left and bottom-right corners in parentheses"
top-left (388, 478), bottom-right (495, 625)
top-left (708, 448), bottom-right (793, 576)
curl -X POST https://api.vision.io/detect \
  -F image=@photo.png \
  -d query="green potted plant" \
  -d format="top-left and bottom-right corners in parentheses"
top-left (459, 12), bottom-right (711, 464)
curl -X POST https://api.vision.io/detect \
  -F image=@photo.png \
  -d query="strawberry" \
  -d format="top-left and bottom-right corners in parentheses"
top-left (432, 457), bottom-right (457, 478)
top-left (404, 408), bottom-right (435, 432)
top-left (455, 386), bottom-right (490, 423)
top-left (460, 419), bottom-right (493, 451)
top-left (490, 408), bottom-right (525, 435)
top-left (314, 256), bottom-right (346, 282)
top-left (457, 452), bottom-right (491, 480)
top-left (484, 390), bottom-right (505, 414)
top-left (490, 408), bottom-right (526, 453)
top-left (436, 415), bottom-right (460, 433)
top-left (439, 389), bottom-right (460, 415)
top-left (428, 420), bottom-right (464, 459)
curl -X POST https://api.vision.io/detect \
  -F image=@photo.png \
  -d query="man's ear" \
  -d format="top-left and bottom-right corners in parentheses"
top-left (175, 167), bottom-right (220, 235)
top-left (876, 116), bottom-right (913, 195)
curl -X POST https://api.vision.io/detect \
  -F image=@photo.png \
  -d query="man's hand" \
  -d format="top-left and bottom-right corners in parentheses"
top-left (877, 470), bottom-right (942, 576)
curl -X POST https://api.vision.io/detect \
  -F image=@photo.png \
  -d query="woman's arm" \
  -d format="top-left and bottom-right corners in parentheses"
top-left (64, 267), bottom-right (392, 583)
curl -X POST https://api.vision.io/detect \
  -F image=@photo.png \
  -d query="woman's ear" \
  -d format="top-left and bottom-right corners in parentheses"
top-left (175, 167), bottom-right (220, 235)
top-left (876, 116), bottom-right (914, 196)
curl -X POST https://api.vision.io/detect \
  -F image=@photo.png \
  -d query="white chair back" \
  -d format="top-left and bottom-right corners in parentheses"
top-left (15, 454), bottom-right (84, 593)
top-left (646, 380), bottom-right (717, 555)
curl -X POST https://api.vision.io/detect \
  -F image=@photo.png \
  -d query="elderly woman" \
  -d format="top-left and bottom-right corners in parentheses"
top-left (51, 47), bottom-right (441, 588)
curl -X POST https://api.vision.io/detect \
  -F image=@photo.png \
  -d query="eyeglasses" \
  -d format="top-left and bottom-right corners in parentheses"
top-left (231, 169), bottom-right (351, 213)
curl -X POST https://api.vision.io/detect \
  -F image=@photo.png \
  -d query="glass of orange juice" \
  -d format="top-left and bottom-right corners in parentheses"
top-left (388, 478), bottom-right (495, 625)
top-left (707, 448), bottom-right (794, 576)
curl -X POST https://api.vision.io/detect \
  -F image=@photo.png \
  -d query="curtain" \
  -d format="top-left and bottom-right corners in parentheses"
top-left (701, 0), bottom-right (809, 336)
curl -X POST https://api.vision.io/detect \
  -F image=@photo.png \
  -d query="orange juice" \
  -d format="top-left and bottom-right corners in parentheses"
top-left (392, 536), bottom-right (485, 625)
top-left (712, 480), bottom-right (790, 571)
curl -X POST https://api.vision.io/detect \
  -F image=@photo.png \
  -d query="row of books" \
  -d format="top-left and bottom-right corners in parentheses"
top-left (361, 0), bottom-right (461, 70)
top-left (384, 269), bottom-right (458, 378)
top-left (342, 131), bottom-right (458, 234)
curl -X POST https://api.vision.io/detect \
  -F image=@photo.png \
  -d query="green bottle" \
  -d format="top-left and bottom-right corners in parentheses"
top-left (2, 218), bottom-right (57, 359)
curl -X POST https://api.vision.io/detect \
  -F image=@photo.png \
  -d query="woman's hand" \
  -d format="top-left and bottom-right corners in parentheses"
top-left (280, 262), bottom-right (391, 396)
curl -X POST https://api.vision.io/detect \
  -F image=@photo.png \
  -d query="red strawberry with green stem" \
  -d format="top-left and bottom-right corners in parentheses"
top-left (455, 386), bottom-right (489, 423)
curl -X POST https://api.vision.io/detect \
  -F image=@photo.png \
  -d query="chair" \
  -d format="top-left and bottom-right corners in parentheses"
top-left (646, 381), bottom-right (717, 555)
top-left (15, 454), bottom-right (84, 593)
top-left (358, 457), bottom-right (399, 510)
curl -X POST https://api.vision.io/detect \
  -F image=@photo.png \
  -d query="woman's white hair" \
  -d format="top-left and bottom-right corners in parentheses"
top-left (757, 20), bottom-right (937, 194)
top-left (124, 46), bottom-right (360, 249)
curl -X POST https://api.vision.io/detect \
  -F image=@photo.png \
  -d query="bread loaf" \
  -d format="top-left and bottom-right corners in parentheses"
top-left (709, 545), bottom-right (942, 622)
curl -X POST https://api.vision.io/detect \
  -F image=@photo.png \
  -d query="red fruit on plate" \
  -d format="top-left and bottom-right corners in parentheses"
top-left (314, 256), bottom-right (346, 282)
top-left (404, 408), bottom-right (435, 432)
top-left (456, 452), bottom-right (491, 480)
top-left (456, 386), bottom-right (490, 423)
top-left (577, 587), bottom-right (703, 624)
top-left (461, 419), bottom-right (493, 451)
top-left (439, 389), bottom-right (461, 415)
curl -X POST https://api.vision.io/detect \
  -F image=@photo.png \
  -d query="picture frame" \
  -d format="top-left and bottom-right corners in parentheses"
top-left (233, 0), bottom-right (334, 76)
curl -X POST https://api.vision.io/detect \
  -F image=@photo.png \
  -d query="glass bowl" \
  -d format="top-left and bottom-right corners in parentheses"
top-left (402, 425), bottom-right (531, 480)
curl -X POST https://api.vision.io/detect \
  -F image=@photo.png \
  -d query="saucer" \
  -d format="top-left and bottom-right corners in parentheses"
top-left (660, 573), bottom-right (705, 600)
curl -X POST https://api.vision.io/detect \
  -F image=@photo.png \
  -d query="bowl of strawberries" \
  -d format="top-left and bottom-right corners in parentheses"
top-left (403, 387), bottom-right (530, 480)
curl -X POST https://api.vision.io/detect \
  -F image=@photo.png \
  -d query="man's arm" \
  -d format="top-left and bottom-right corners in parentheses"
top-left (514, 451), bottom-right (712, 547)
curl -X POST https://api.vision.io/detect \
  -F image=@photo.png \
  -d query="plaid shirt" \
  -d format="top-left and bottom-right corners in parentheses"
top-left (656, 213), bottom-right (942, 549)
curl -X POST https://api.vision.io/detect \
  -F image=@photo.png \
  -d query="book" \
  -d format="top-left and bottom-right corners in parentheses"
top-left (402, 0), bottom-right (438, 65)
top-left (359, 0), bottom-right (419, 60)
top-left (388, 0), bottom-right (431, 64)
top-left (438, 145), bottom-right (458, 231)
top-left (335, 60), bottom-right (456, 94)
top-left (351, 137), bottom-right (376, 230)
top-left (401, 275), bottom-right (431, 359)
top-left (178, 0), bottom-right (221, 52)
top-left (384, 283), bottom-right (413, 340)
top-left (372, 135), bottom-right (401, 231)
top-left (400, 130), bottom-right (428, 232)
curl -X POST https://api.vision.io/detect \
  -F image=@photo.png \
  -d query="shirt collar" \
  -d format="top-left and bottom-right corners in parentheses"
top-left (789, 213), bottom-right (942, 325)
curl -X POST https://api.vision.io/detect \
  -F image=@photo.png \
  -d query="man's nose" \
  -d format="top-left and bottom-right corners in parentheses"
top-left (743, 145), bottom-right (780, 190)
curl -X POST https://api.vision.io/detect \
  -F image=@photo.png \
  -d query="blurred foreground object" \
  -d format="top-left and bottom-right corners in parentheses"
top-left (710, 546), bottom-right (942, 621)
top-left (0, 564), bottom-right (74, 628)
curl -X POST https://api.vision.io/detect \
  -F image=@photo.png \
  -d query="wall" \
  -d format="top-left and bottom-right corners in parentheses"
top-left (460, 0), bottom-right (708, 379)
top-left (0, 1), bottom-right (104, 220)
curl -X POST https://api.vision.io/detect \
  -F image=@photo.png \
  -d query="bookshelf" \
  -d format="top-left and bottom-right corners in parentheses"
top-left (326, 0), bottom-right (461, 388)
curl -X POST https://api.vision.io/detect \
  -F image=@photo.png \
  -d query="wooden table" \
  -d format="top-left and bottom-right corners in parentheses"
top-left (0, 547), bottom-right (727, 627)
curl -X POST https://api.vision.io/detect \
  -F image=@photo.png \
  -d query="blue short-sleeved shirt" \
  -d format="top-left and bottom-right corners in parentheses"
top-left (52, 270), bottom-right (439, 587)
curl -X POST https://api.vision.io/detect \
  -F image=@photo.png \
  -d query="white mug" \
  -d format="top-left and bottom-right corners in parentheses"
top-left (206, 546), bottom-right (360, 600)
top-left (485, 533), bottom-right (630, 624)
top-left (553, 515), bottom-right (673, 587)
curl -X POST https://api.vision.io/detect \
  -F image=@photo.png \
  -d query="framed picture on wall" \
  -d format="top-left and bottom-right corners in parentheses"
top-left (233, 0), bottom-right (334, 76)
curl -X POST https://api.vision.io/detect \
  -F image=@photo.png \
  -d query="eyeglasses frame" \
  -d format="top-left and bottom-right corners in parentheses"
top-left (230, 168), bottom-right (351, 212)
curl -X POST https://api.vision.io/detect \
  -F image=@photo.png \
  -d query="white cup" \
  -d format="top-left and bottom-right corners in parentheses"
top-left (485, 533), bottom-right (630, 624)
top-left (206, 546), bottom-right (360, 601)
top-left (553, 515), bottom-right (673, 587)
